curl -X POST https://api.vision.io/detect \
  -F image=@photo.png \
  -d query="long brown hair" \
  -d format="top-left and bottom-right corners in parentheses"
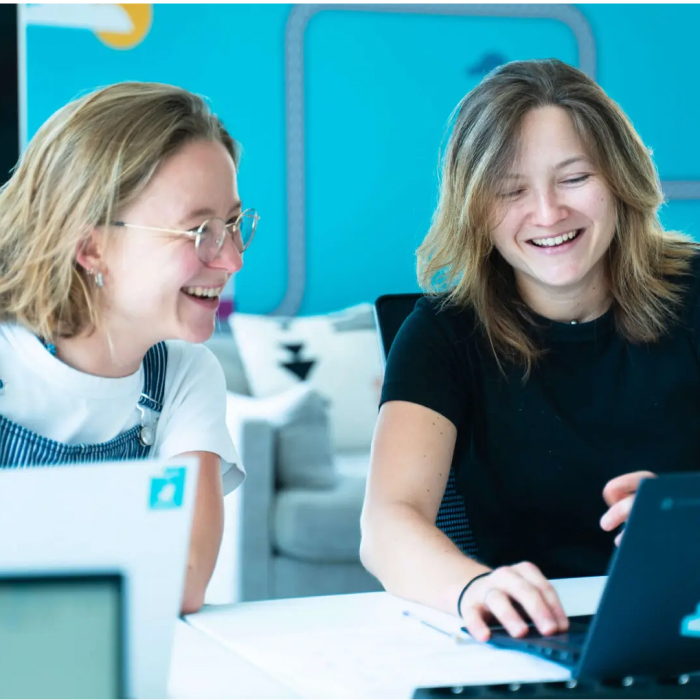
top-left (0, 82), bottom-right (239, 341)
top-left (418, 58), bottom-right (697, 375)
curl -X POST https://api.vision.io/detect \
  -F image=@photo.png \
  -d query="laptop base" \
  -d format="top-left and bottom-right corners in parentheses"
top-left (413, 673), bottom-right (700, 699)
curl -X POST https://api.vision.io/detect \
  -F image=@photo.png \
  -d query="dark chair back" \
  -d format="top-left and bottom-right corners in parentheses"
top-left (374, 293), bottom-right (478, 558)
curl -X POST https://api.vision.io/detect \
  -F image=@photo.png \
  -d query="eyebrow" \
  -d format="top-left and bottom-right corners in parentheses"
top-left (502, 156), bottom-right (591, 179)
top-left (178, 201), bottom-right (242, 225)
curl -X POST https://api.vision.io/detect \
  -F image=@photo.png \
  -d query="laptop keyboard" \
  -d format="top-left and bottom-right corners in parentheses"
top-left (483, 616), bottom-right (593, 665)
top-left (525, 629), bottom-right (588, 646)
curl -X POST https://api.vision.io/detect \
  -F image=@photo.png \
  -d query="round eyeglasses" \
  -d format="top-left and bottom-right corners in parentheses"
top-left (112, 208), bottom-right (259, 264)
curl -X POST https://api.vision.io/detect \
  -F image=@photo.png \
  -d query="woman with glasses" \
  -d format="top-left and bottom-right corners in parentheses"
top-left (0, 82), bottom-right (258, 613)
top-left (361, 59), bottom-right (700, 641)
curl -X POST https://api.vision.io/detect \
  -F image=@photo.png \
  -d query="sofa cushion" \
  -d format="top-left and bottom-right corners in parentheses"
top-left (271, 558), bottom-right (381, 599)
top-left (229, 304), bottom-right (383, 452)
top-left (225, 385), bottom-right (337, 489)
top-left (272, 453), bottom-right (370, 563)
top-left (204, 334), bottom-right (252, 396)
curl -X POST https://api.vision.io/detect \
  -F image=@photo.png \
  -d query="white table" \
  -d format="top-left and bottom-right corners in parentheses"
top-left (169, 577), bottom-right (606, 699)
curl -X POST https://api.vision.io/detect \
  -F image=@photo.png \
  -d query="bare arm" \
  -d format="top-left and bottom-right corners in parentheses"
top-left (360, 400), bottom-right (567, 640)
top-left (176, 451), bottom-right (224, 614)
top-left (361, 401), bottom-right (490, 613)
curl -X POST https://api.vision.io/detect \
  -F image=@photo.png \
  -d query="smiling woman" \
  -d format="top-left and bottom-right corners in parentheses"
top-left (488, 106), bottom-right (618, 325)
top-left (78, 137), bottom-right (245, 350)
top-left (360, 59), bottom-right (700, 644)
top-left (0, 82), bottom-right (251, 614)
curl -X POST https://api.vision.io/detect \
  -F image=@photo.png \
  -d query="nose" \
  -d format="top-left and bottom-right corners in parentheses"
top-left (209, 233), bottom-right (243, 274)
top-left (530, 186), bottom-right (568, 228)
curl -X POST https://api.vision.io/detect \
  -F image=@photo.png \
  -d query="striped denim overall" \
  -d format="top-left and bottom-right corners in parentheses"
top-left (0, 342), bottom-right (168, 467)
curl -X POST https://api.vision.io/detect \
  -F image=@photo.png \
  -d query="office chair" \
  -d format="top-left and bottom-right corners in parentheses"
top-left (374, 293), bottom-right (479, 558)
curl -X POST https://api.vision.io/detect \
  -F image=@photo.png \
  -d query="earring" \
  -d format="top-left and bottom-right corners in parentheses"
top-left (91, 269), bottom-right (104, 288)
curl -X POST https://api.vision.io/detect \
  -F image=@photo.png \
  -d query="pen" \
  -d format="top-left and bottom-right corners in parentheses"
top-left (402, 610), bottom-right (472, 644)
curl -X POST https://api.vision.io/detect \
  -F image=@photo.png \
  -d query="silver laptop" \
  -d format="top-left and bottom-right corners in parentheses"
top-left (0, 458), bottom-right (199, 698)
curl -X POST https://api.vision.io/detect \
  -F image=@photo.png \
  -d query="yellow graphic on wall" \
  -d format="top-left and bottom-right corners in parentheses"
top-left (23, 4), bottom-right (152, 50)
top-left (97, 5), bottom-right (151, 49)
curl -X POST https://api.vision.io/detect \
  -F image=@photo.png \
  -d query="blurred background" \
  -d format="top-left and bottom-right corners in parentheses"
top-left (6, 4), bottom-right (700, 604)
top-left (13, 3), bottom-right (700, 318)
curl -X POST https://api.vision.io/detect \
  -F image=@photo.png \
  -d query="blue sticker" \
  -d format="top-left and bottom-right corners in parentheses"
top-left (680, 604), bottom-right (700, 638)
top-left (149, 467), bottom-right (186, 510)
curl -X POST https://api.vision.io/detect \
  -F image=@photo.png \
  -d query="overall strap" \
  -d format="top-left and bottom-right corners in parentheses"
top-left (138, 342), bottom-right (168, 414)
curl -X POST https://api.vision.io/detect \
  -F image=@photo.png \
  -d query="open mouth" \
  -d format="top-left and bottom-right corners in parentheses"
top-left (528, 229), bottom-right (583, 249)
top-left (181, 285), bottom-right (223, 304)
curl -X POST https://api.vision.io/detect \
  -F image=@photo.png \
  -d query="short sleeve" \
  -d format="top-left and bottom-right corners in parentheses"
top-left (155, 342), bottom-right (245, 495)
top-left (380, 296), bottom-right (472, 431)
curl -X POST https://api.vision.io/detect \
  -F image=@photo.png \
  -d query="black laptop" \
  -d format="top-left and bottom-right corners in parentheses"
top-left (465, 473), bottom-right (700, 680)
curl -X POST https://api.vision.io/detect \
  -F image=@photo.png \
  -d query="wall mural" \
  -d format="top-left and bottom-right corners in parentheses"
top-left (21, 4), bottom-right (700, 316)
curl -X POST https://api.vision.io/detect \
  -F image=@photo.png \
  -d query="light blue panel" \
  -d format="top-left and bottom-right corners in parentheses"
top-left (580, 4), bottom-right (700, 181)
top-left (303, 10), bottom-right (579, 314)
top-left (25, 4), bottom-right (290, 315)
top-left (660, 202), bottom-right (700, 242)
top-left (580, 4), bottom-right (700, 243)
top-left (24, 5), bottom-right (700, 317)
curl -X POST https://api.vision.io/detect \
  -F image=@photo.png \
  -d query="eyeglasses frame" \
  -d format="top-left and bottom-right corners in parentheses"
top-left (111, 208), bottom-right (259, 260)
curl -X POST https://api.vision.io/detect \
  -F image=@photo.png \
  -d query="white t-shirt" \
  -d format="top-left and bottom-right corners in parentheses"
top-left (0, 323), bottom-right (244, 494)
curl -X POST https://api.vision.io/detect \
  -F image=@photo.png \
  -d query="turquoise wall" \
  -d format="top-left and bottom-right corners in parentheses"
top-left (23, 4), bottom-right (700, 315)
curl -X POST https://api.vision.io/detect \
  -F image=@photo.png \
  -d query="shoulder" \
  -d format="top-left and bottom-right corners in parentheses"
top-left (164, 339), bottom-right (223, 374)
top-left (386, 293), bottom-right (479, 371)
top-left (0, 323), bottom-right (60, 377)
top-left (381, 294), bottom-right (476, 427)
top-left (162, 340), bottom-right (226, 397)
top-left (682, 247), bottom-right (700, 286)
top-left (407, 294), bottom-right (480, 344)
top-left (669, 245), bottom-right (700, 321)
top-left (413, 293), bottom-right (478, 327)
top-left (0, 322), bottom-right (35, 349)
top-left (154, 340), bottom-right (240, 488)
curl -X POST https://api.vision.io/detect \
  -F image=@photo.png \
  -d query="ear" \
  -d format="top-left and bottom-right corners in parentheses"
top-left (75, 227), bottom-right (107, 275)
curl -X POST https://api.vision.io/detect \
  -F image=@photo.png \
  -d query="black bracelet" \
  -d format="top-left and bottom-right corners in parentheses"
top-left (457, 572), bottom-right (491, 618)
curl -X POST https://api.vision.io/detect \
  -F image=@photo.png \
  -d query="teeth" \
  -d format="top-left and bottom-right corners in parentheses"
top-left (183, 286), bottom-right (223, 298)
top-left (531, 230), bottom-right (579, 247)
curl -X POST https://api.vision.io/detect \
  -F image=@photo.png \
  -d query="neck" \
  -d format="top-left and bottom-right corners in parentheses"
top-left (53, 322), bottom-right (155, 378)
top-left (516, 265), bottom-right (612, 324)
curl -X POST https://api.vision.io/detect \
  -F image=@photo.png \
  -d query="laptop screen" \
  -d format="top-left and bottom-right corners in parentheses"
top-left (0, 574), bottom-right (124, 699)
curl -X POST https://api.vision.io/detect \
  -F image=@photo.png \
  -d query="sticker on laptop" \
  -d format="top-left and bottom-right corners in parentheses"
top-left (149, 466), bottom-right (186, 510)
top-left (680, 604), bottom-right (700, 638)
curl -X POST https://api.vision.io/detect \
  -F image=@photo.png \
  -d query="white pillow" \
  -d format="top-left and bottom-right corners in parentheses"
top-left (229, 304), bottom-right (383, 451)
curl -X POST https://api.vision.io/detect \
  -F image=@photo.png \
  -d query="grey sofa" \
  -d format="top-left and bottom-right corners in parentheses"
top-left (204, 332), bottom-right (382, 602)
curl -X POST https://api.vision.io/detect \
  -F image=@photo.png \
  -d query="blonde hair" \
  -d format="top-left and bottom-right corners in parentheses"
top-left (0, 81), bottom-right (239, 341)
top-left (418, 58), bottom-right (698, 375)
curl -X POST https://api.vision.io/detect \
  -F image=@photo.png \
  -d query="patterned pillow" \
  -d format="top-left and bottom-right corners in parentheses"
top-left (229, 304), bottom-right (383, 451)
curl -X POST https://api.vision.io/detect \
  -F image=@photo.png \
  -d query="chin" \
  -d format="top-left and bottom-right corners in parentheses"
top-left (531, 265), bottom-right (588, 289)
top-left (540, 278), bottom-right (588, 292)
top-left (175, 320), bottom-right (217, 344)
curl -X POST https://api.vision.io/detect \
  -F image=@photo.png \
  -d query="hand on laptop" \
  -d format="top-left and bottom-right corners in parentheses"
top-left (600, 470), bottom-right (657, 545)
top-left (458, 562), bottom-right (569, 642)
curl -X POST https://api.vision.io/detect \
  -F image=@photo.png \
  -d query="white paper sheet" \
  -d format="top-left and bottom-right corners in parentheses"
top-left (187, 579), bottom-right (606, 700)
top-left (195, 611), bottom-right (570, 699)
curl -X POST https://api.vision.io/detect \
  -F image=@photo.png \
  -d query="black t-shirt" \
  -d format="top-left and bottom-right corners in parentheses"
top-left (380, 256), bottom-right (700, 579)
